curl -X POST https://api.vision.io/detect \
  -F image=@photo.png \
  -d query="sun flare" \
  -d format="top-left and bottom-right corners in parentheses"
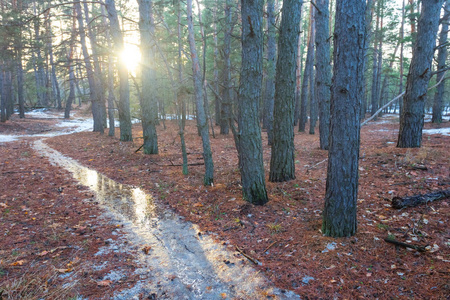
top-left (120, 45), bottom-right (141, 73)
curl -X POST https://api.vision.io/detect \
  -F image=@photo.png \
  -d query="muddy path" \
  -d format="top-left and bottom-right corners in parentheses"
top-left (32, 139), bottom-right (297, 299)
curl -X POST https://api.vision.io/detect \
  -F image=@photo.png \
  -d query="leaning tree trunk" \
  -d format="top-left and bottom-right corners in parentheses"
top-left (186, 0), bottom-right (214, 186)
top-left (315, 0), bottom-right (332, 150)
top-left (397, 0), bottom-right (444, 148)
top-left (138, 0), bottom-right (159, 154)
top-left (105, 0), bottom-right (132, 141)
top-left (322, 0), bottom-right (365, 238)
top-left (269, 0), bottom-right (301, 183)
top-left (432, 0), bottom-right (450, 124)
top-left (237, 0), bottom-right (268, 205)
top-left (75, 1), bottom-right (104, 133)
top-left (263, 0), bottom-right (276, 145)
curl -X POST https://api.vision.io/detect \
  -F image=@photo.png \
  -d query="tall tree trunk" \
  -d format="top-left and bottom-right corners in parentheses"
top-left (16, 48), bottom-right (25, 118)
top-left (105, 0), bottom-right (132, 141)
top-left (269, 0), bottom-right (301, 182)
top-left (46, 16), bottom-right (62, 109)
top-left (263, 0), bottom-right (276, 145)
top-left (370, 1), bottom-right (380, 119)
top-left (397, 0), bottom-right (444, 148)
top-left (220, 0), bottom-right (233, 135)
top-left (299, 4), bottom-right (315, 132)
top-left (362, 0), bottom-right (374, 119)
top-left (177, 0), bottom-right (188, 175)
top-left (379, 42), bottom-right (400, 112)
top-left (432, 0), bottom-right (449, 123)
top-left (84, 2), bottom-right (106, 127)
top-left (34, 17), bottom-right (47, 107)
top-left (322, 0), bottom-right (365, 237)
top-left (0, 67), bottom-right (5, 122)
top-left (376, 1), bottom-right (384, 117)
top-left (237, 0), bottom-right (268, 205)
top-left (399, 0), bottom-right (405, 115)
top-left (186, 0), bottom-right (214, 186)
top-left (101, 4), bottom-right (115, 136)
top-left (65, 5), bottom-right (77, 119)
top-left (213, 2), bottom-right (220, 126)
top-left (75, 1), bottom-right (104, 133)
top-left (138, 0), bottom-right (159, 154)
top-left (315, 0), bottom-right (332, 150)
top-left (308, 8), bottom-right (317, 135)
top-left (294, 12), bottom-right (304, 127)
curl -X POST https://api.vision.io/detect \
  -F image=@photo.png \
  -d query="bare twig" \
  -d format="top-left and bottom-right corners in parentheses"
top-left (263, 241), bottom-right (278, 253)
top-left (236, 246), bottom-right (260, 265)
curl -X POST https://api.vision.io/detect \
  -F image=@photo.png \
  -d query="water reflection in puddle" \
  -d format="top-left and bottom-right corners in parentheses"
top-left (33, 139), bottom-right (298, 300)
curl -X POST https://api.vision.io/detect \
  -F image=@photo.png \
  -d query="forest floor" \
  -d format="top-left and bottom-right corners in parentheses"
top-left (0, 109), bottom-right (449, 299)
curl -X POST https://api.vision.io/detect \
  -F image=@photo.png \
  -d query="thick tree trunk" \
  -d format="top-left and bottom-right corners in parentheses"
top-left (269, 0), bottom-right (301, 182)
top-left (75, 1), bottom-right (104, 133)
top-left (322, 0), bottom-right (365, 237)
top-left (187, 0), bottom-right (214, 186)
top-left (315, 0), bottom-right (332, 150)
top-left (138, 0), bottom-right (159, 154)
top-left (397, 0), bottom-right (444, 148)
top-left (432, 0), bottom-right (450, 123)
top-left (105, 0), bottom-right (132, 141)
top-left (237, 0), bottom-right (268, 205)
top-left (263, 0), bottom-right (276, 145)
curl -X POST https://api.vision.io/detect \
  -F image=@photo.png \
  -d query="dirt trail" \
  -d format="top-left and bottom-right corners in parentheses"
top-left (33, 139), bottom-right (298, 299)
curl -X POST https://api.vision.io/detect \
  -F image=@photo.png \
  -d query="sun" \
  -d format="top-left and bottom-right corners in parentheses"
top-left (120, 44), bottom-right (141, 74)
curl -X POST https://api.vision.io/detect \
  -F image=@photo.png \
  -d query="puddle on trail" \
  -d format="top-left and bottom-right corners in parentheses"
top-left (33, 140), bottom-right (298, 299)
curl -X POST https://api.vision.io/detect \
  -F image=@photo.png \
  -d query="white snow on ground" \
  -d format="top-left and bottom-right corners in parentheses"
top-left (0, 109), bottom-right (93, 144)
top-left (422, 127), bottom-right (450, 136)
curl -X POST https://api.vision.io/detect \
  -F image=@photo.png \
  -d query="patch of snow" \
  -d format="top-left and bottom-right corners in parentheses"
top-left (422, 127), bottom-right (450, 136)
top-left (301, 276), bottom-right (315, 284)
top-left (322, 242), bottom-right (337, 253)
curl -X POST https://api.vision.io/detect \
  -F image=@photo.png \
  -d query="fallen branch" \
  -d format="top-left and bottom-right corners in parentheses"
top-left (263, 241), bottom-right (278, 253)
top-left (361, 70), bottom-right (448, 126)
top-left (392, 189), bottom-right (450, 209)
top-left (306, 158), bottom-right (328, 172)
top-left (384, 238), bottom-right (428, 252)
top-left (235, 246), bottom-right (261, 265)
